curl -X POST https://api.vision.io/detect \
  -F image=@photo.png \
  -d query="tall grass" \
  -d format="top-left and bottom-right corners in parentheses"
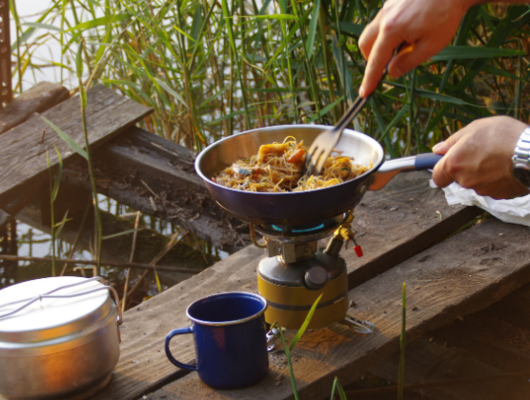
top-left (11, 1), bottom-right (530, 157)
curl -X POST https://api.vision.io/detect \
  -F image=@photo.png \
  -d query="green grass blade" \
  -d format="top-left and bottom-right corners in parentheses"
top-left (42, 117), bottom-right (88, 160)
top-left (378, 104), bottom-right (409, 143)
top-left (278, 326), bottom-right (299, 400)
top-left (307, 96), bottom-right (343, 122)
top-left (172, 24), bottom-right (198, 44)
top-left (199, 85), bottom-right (230, 108)
top-left (51, 146), bottom-right (63, 202)
top-left (154, 77), bottom-right (190, 109)
top-left (75, 40), bottom-right (84, 79)
top-left (431, 45), bottom-right (525, 62)
top-left (21, 22), bottom-right (62, 32)
top-left (11, 5), bottom-right (55, 51)
top-left (330, 377), bottom-right (347, 399)
top-left (67, 14), bottom-right (126, 32)
top-left (289, 293), bottom-right (322, 352)
top-left (102, 228), bottom-right (144, 240)
top-left (305, 0), bottom-right (320, 59)
top-left (335, 21), bottom-right (364, 36)
top-left (383, 81), bottom-right (476, 106)
top-left (331, 34), bottom-right (353, 104)
top-left (53, 210), bottom-right (70, 240)
top-left (206, 110), bottom-right (245, 125)
top-left (246, 14), bottom-right (298, 20)
top-left (190, 5), bottom-right (202, 43)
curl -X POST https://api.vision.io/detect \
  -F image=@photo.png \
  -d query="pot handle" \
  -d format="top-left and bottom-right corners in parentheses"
top-left (165, 327), bottom-right (198, 371)
top-left (369, 153), bottom-right (443, 191)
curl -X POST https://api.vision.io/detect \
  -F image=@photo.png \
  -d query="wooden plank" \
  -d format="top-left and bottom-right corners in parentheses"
top-left (146, 215), bottom-right (530, 400)
top-left (62, 127), bottom-right (250, 253)
top-left (376, 290), bottom-right (530, 400)
top-left (345, 171), bottom-right (482, 286)
top-left (0, 82), bottom-right (70, 135)
top-left (0, 82), bottom-right (70, 220)
top-left (480, 281), bottom-right (530, 331)
top-left (0, 84), bottom-right (152, 209)
top-left (89, 172), bottom-right (481, 400)
top-left (369, 338), bottom-right (530, 400)
top-left (430, 312), bottom-right (530, 374)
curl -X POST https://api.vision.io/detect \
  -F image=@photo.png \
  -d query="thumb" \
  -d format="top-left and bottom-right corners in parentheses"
top-left (432, 155), bottom-right (454, 188)
top-left (432, 129), bottom-right (468, 155)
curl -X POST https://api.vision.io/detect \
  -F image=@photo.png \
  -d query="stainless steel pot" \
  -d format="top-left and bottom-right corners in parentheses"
top-left (0, 276), bottom-right (122, 400)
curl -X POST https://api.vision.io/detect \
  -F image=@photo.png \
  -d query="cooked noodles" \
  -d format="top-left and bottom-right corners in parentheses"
top-left (212, 137), bottom-right (369, 192)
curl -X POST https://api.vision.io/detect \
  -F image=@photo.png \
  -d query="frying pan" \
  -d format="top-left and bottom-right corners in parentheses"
top-left (195, 125), bottom-right (442, 225)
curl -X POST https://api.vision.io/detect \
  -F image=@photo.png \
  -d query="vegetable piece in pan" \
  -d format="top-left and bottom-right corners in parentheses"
top-left (213, 137), bottom-right (369, 192)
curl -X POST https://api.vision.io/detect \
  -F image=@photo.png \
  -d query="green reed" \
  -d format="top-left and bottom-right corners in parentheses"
top-left (45, 147), bottom-right (62, 276)
top-left (10, 2), bottom-right (530, 157)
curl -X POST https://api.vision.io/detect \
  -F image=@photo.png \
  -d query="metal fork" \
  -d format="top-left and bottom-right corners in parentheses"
top-left (305, 45), bottom-right (405, 177)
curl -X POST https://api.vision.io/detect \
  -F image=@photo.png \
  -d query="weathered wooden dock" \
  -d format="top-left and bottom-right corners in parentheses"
top-left (2, 83), bottom-right (530, 400)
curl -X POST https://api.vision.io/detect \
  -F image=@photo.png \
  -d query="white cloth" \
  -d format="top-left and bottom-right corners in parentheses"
top-left (430, 180), bottom-right (530, 227)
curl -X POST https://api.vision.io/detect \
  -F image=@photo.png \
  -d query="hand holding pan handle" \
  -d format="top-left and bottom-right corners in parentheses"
top-left (369, 153), bottom-right (443, 191)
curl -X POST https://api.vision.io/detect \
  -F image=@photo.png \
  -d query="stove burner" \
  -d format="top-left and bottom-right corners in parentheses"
top-left (256, 213), bottom-right (348, 242)
top-left (270, 223), bottom-right (325, 234)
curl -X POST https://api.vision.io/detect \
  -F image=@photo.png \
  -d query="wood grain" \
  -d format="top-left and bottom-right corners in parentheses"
top-left (430, 309), bottom-right (530, 374)
top-left (0, 84), bottom-right (152, 209)
top-left (90, 172), bottom-right (481, 400)
top-left (62, 127), bottom-right (251, 253)
top-left (370, 338), bottom-right (530, 400)
top-left (0, 82), bottom-right (70, 135)
top-left (92, 245), bottom-right (264, 400)
top-left (147, 216), bottom-right (530, 400)
top-left (344, 171), bottom-right (482, 287)
top-left (0, 82), bottom-right (71, 222)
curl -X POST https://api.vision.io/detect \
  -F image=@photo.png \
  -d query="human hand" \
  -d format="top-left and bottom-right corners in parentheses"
top-left (358, 0), bottom-right (476, 98)
top-left (432, 116), bottom-right (530, 199)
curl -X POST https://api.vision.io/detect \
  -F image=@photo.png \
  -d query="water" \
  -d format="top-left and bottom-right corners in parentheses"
top-left (1, 1), bottom-right (225, 307)
top-left (12, 0), bottom-right (94, 90)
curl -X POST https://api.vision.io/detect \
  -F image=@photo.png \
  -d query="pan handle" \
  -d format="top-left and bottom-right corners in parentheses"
top-left (369, 153), bottom-right (443, 191)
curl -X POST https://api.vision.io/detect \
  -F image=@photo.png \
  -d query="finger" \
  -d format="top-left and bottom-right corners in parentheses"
top-left (431, 155), bottom-right (454, 188)
top-left (432, 127), bottom-right (471, 154)
top-left (387, 39), bottom-right (437, 79)
top-left (358, 12), bottom-right (383, 60)
top-left (359, 25), bottom-right (403, 98)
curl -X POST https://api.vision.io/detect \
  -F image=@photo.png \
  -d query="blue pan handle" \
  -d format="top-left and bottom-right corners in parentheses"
top-left (414, 153), bottom-right (443, 170)
top-left (369, 153), bottom-right (443, 191)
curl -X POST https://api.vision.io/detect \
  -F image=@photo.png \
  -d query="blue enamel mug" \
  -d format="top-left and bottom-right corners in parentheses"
top-left (165, 292), bottom-right (269, 388)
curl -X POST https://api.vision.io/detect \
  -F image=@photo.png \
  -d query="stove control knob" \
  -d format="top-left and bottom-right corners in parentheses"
top-left (305, 266), bottom-right (328, 290)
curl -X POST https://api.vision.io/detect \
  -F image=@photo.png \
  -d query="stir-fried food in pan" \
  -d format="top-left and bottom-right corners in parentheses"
top-left (212, 137), bottom-right (369, 192)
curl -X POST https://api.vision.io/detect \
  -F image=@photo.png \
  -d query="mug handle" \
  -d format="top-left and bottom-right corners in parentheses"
top-left (165, 327), bottom-right (198, 371)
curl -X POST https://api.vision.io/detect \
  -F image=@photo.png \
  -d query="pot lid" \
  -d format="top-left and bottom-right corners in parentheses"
top-left (0, 276), bottom-right (112, 343)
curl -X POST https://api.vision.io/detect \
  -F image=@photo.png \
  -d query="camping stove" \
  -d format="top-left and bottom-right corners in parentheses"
top-left (250, 211), bottom-right (363, 329)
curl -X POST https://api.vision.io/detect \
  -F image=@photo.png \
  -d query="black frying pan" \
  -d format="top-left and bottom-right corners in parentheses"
top-left (195, 125), bottom-right (441, 225)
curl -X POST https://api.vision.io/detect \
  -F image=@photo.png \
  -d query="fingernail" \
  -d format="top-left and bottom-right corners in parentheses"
top-left (359, 86), bottom-right (365, 98)
top-left (432, 142), bottom-right (444, 152)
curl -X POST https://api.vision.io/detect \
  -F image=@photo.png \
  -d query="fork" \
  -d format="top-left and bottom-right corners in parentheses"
top-left (304, 45), bottom-right (406, 177)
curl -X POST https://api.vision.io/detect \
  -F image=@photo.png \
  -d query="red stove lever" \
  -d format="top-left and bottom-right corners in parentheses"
top-left (352, 239), bottom-right (363, 257)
